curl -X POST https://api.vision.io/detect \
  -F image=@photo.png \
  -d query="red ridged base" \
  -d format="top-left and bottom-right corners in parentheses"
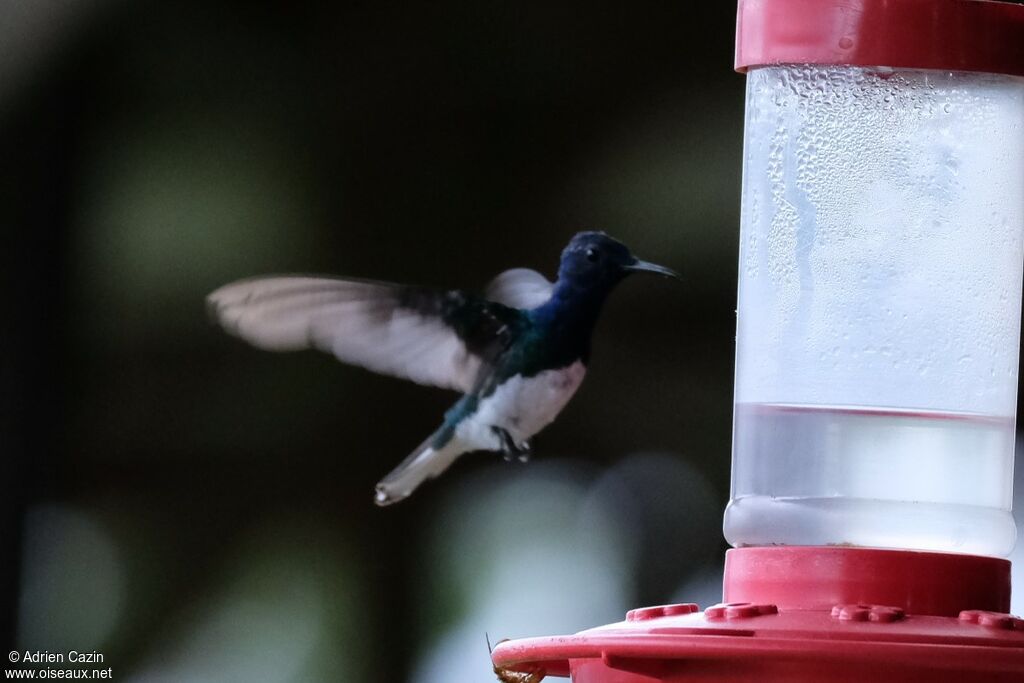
top-left (491, 547), bottom-right (1024, 682)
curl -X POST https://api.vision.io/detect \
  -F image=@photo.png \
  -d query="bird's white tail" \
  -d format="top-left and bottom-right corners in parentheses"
top-left (374, 434), bottom-right (466, 506)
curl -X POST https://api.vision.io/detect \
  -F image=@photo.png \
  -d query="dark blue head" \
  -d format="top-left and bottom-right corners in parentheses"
top-left (556, 231), bottom-right (678, 292)
top-left (531, 232), bottom-right (678, 358)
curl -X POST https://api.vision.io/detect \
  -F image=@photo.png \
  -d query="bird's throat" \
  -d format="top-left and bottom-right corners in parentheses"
top-left (528, 279), bottom-right (612, 361)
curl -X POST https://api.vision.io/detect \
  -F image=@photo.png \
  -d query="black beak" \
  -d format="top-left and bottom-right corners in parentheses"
top-left (624, 258), bottom-right (680, 279)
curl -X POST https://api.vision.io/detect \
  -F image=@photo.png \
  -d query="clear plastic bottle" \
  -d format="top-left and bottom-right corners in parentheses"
top-left (725, 65), bottom-right (1024, 557)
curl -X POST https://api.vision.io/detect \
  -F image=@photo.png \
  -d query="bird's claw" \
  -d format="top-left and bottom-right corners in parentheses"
top-left (492, 427), bottom-right (531, 463)
top-left (516, 441), bottom-right (532, 463)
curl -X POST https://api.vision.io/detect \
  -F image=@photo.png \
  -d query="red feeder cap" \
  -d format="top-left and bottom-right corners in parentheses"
top-left (736, 0), bottom-right (1024, 78)
top-left (491, 549), bottom-right (1024, 682)
top-left (722, 546), bottom-right (1011, 617)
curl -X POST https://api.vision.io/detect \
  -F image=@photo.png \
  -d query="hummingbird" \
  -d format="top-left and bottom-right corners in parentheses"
top-left (207, 231), bottom-right (678, 506)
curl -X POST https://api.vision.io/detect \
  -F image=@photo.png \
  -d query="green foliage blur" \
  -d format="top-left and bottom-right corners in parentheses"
top-left (1, 2), bottom-right (742, 681)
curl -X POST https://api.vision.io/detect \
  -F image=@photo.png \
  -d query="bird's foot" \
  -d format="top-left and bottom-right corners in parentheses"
top-left (515, 439), bottom-right (532, 463)
top-left (492, 427), bottom-right (531, 463)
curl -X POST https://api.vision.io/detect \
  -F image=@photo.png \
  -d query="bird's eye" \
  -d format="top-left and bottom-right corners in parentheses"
top-left (585, 248), bottom-right (600, 263)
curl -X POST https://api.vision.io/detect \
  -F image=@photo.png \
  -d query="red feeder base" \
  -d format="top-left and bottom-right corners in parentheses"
top-left (491, 547), bottom-right (1024, 682)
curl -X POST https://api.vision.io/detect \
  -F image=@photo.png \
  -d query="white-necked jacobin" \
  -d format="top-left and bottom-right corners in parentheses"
top-left (207, 231), bottom-right (678, 506)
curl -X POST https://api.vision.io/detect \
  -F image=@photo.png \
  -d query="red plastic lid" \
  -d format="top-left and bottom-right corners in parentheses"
top-left (491, 548), bottom-right (1024, 681)
top-left (493, 605), bottom-right (1024, 681)
top-left (736, 0), bottom-right (1024, 78)
top-left (724, 546), bottom-right (1011, 617)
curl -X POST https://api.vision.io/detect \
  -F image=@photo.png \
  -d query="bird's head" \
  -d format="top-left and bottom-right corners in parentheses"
top-left (557, 231), bottom-right (679, 291)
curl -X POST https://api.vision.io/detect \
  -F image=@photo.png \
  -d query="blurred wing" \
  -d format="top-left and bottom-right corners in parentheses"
top-left (484, 268), bottom-right (554, 309)
top-left (207, 276), bottom-right (519, 393)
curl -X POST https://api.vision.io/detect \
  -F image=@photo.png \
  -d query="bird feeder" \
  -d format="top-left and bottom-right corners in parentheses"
top-left (492, 1), bottom-right (1024, 680)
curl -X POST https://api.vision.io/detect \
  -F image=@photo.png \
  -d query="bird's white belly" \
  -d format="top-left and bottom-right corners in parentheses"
top-left (456, 361), bottom-right (587, 449)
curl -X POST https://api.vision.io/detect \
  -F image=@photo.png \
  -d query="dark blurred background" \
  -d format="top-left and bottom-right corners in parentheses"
top-left (2, 2), bottom-right (746, 681)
